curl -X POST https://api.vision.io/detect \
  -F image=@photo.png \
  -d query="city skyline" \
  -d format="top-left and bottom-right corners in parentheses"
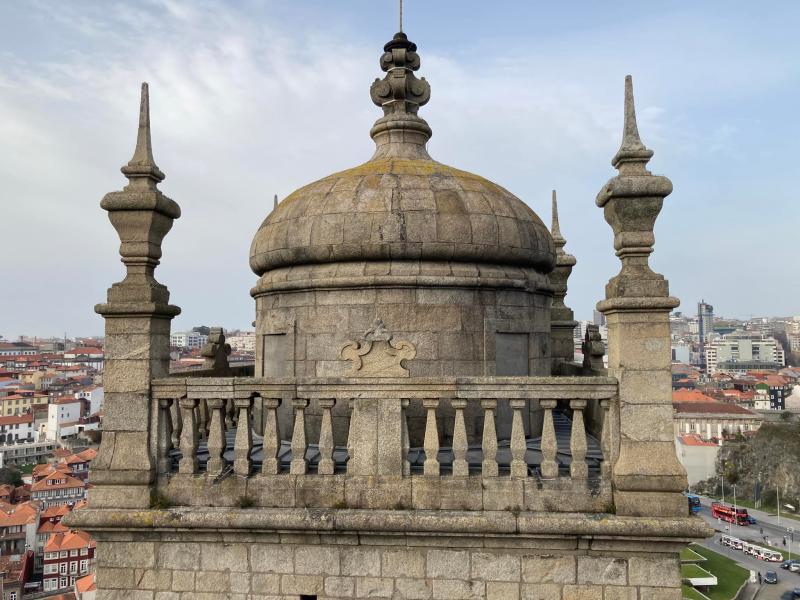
top-left (2, 1), bottom-right (799, 337)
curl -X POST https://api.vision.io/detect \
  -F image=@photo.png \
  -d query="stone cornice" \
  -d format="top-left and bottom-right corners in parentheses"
top-left (66, 507), bottom-right (712, 542)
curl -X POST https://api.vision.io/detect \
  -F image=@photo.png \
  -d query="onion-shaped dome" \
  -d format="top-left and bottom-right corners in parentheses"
top-left (250, 32), bottom-right (555, 276)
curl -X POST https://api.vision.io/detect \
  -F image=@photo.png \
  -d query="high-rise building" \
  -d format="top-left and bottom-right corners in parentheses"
top-left (697, 300), bottom-right (714, 372)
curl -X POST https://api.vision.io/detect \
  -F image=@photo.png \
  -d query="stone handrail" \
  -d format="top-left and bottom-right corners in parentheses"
top-left (150, 375), bottom-right (618, 513)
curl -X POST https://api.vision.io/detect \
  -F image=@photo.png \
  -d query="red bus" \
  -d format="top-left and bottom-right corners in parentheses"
top-left (711, 502), bottom-right (750, 525)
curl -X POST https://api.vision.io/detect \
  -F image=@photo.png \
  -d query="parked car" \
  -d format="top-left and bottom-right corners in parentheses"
top-left (747, 516), bottom-right (758, 525)
top-left (764, 571), bottom-right (779, 584)
top-left (791, 563), bottom-right (800, 573)
top-left (792, 588), bottom-right (800, 599)
top-left (781, 560), bottom-right (800, 569)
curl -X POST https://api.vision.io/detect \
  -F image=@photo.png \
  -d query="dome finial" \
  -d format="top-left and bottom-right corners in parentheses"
top-left (611, 75), bottom-right (654, 175)
top-left (121, 83), bottom-right (165, 187)
top-left (369, 31), bottom-right (432, 158)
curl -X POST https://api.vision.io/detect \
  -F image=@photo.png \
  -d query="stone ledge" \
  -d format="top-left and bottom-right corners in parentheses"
top-left (65, 507), bottom-right (712, 541)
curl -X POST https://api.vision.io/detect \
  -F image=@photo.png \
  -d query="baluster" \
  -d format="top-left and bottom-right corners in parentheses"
top-left (569, 399), bottom-right (588, 479)
top-left (600, 399), bottom-right (612, 479)
top-left (261, 398), bottom-right (281, 475)
top-left (451, 399), bottom-right (469, 477)
top-left (480, 398), bottom-right (498, 477)
top-left (225, 398), bottom-right (236, 429)
top-left (198, 399), bottom-right (210, 439)
top-left (401, 398), bottom-right (410, 476)
top-left (178, 397), bottom-right (200, 474)
top-left (290, 398), bottom-right (309, 475)
top-left (346, 399), bottom-right (356, 475)
top-left (422, 398), bottom-right (440, 476)
top-left (206, 398), bottom-right (227, 477)
top-left (157, 398), bottom-right (174, 474)
top-left (171, 398), bottom-right (183, 450)
top-left (233, 397), bottom-right (253, 476)
top-left (509, 399), bottom-right (528, 478)
top-left (539, 399), bottom-right (558, 479)
top-left (317, 398), bottom-right (336, 475)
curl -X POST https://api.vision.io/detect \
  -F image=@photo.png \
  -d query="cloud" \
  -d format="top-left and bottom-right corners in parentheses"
top-left (1, 1), bottom-right (798, 338)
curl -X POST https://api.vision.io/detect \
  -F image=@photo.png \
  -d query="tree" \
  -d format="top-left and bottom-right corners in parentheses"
top-left (0, 466), bottom-right (23, 487)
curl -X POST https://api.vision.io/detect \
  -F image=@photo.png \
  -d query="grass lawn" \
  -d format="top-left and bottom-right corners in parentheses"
top-left (682, 584), bottom-right (710, 600)
top-left (682, 547), bottom-right (707, 562)
top-left (689, 544), bottom-right (749, 600)
top-left (682, 564), bottom-right (714, 579)
top-left (16, 463), bottom-right (35, 475)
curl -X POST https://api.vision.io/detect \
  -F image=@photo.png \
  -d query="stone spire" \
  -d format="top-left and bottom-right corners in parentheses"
top-left (611, 76), bottom-right (654, 175)
top-left (369, 32), bottom-right (432, 159)
top-left (548, 190), bottom-right (577, 367)
top-left (273, 194), bottom-right (278, 211)
top-left (550, 190), bottom-right (565, 248)
top-left (596, 76), bottom-right (686, 517)
top-left (93, 83), bottom-right (180, 509)
top-left (121, 83), bottom-right (165, 187)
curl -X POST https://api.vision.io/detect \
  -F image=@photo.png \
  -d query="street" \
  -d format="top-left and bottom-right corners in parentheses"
top-left (696, 497), bottom-right (800, 600)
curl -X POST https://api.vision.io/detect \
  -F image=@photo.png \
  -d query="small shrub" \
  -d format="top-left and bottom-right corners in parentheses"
top-left (149, 490), bottom-right (172, 510)
top-left (236, 494), bottom-right (256, 508)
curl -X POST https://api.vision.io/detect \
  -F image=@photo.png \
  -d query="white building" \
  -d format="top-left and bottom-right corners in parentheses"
top-left (170, 331), bottom-right (208, 349)
top-left (0, 413), bottom-right (37, 445)
top-left (226, 331), bottom-right (256, 353)
top-left (704, 332), bottom-right (785, 375)
top-left (75, 386), bottom-right (104, 416)
top-left (46, 399), bottom-right (83, 441)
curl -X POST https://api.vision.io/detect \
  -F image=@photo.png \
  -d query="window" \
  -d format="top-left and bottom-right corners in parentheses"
top-left (80, 559), bottom-right (88, 573)
top-left (70, 560), bottom-right (78, 573)
top-left (69, 549), bottom-right (78, 557)
top-left (10, 591), bottom-right (17, 600)
top-left (59, 562), bottom-right (67, 574)
top-left (80, 547), bottom-right (88, 556)
top-left (60, 576), bottom-right (67, 588)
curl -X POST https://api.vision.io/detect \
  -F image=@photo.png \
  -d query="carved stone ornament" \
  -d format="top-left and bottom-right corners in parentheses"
top-left (340, 319), bottom-right (416, 378)
top-left (201, 327), bottom-right (232, 374)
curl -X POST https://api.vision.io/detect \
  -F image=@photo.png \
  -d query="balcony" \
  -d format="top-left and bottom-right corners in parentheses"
top-left (151, 375), bottom-right (618, 512)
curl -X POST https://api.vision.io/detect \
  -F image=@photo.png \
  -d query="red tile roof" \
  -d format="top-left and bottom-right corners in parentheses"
top-left (76, 573), bottom-right (96, 593)
top-left (674, 401), bottom-right (758, 416)
top-left (678, 434), bottom-right (719, 447)
top-left (672, 390), bottom-right (718, 403)
top-left (44, 529), bottom-right (94, 552)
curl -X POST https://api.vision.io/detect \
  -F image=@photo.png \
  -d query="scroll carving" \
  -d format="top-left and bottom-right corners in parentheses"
top-left (340, 319), bottom-right (416, 378)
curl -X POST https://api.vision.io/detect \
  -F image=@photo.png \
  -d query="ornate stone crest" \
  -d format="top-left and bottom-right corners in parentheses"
top-left (340, 319), bottom-right (416, 378)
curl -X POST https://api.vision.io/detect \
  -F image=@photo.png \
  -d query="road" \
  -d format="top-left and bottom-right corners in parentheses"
top-left (695, 496), bottom-right (800, 600)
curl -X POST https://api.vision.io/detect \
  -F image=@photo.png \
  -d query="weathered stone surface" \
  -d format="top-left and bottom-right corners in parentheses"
top-left (471, 552), bottom-right (521, 582)
top-left (431, 579), bottom-right (484, 600)
top-left (295, 545), bottom-right (341, 575)
top-left (341, 547), bottom-right (382, 577)
top-left (522, 555), bottom-right (575, 584)
top-left (426, 549), bottom-right (470, 580)
top-left (576, 557), bottom-right (627, 586)
top-left (627, 556), bottom-right (680, 587)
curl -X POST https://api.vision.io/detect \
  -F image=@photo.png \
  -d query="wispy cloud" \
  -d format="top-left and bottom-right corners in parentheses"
top-left (1, 1), bottom-right (798, 337)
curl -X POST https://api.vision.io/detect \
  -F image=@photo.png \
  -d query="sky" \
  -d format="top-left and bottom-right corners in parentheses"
top-left (1, 1), bottom-right (798, 339)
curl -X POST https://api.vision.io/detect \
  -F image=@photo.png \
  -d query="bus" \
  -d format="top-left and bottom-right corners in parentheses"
top-left (686, 494), bottom-right (701, 514)
top-left (711, 502), bottom-right (750, 525)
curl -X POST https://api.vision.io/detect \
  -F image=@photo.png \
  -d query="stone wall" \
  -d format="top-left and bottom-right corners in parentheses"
top-left (95, 532), bottom-right (682, 600)
top-left (252, 262), bottom-right (553, 445)
top-left (68, 507), bottom-right (708, 600)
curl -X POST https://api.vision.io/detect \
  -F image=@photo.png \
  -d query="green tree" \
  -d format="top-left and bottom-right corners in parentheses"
top-left (0, 466), bottom-right (23, 487)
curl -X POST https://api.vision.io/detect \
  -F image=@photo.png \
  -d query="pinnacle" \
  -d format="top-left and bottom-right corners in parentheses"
top-left (611, 75), bottom-right (654, 172)
top-left (121, 82), bottom-right (165, 184)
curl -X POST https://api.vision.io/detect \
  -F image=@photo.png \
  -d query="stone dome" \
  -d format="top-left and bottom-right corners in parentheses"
top-left (250, 32), bottom-right (554, 277)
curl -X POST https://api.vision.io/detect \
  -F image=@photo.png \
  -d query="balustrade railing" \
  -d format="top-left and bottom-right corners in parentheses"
top-left (152, 376), bottom-right (616, 488)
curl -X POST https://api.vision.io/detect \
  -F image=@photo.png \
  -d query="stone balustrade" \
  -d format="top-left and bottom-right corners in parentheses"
top-left (151, 375), bottom-right (618, 512)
